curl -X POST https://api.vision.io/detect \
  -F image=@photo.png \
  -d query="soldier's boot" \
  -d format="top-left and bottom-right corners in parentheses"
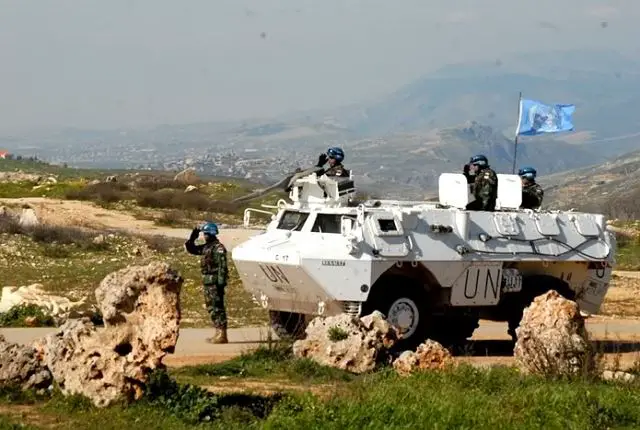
top-left (206, 328), bottom-right (228, 344)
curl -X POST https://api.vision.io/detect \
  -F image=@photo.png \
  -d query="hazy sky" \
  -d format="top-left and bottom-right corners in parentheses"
top-left (1, 0), bottom-right (638, 132)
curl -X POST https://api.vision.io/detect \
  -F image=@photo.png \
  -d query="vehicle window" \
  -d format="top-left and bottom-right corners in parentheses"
top-left (277, 211), bottom-right (309, 231)
top-left (378, 219), bottom-right (398, 232)
top-left (312, 214), bottom-right (342, 234)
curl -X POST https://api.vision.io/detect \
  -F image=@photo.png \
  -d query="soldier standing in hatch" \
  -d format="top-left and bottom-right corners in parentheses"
top-left (463, 154), bottom-right (498, 211)
top-left (518, 166), bottom-right (544, 210)
top-left (185, 221), bottom-right (229, 344)
top-left (316, 146), bottom-right (350, 177)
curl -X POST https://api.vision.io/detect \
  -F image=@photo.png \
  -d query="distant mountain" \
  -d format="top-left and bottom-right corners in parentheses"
top-left (3, 48), bottom-right (638, 199)
top-left (540, 148), bottom-right (640, 219)
top-left (334, 49), bottom-right (640, 156)
top-left (341, 121), bottom-right (603, 198)
top-left (195, 48), bottom-right (640, 161)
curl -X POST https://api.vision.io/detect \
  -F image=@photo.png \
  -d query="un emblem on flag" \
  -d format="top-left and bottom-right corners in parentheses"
top-left (529, 104), bottom-right (559, 132)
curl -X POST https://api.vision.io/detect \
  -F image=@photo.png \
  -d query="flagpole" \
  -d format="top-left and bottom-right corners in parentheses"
top-left (512, 91), bottom-right (523, 174)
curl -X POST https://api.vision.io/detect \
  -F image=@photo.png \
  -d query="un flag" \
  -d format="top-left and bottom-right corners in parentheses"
top-left (516, 99), bottom-right (575, 136)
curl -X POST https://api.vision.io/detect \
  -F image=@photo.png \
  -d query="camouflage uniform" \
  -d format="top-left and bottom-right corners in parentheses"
top-left (323, 163), bottom-right (350, 178)
top-left (466, 167), bottom-right (498, 211)
top-left (521, 181), bottom-right (544, 209)
top-left (315, 152), bottom-right (350, 178)
top-left (185, 235), bottom-right (229, 329)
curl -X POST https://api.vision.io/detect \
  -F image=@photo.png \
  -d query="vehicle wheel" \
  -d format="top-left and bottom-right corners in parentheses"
top-left (269, 311), bottom-right (308, 340)
top-left (505, 275), bottom-right (574, 342)
top-left (362, 278), bottom-right (432, 352)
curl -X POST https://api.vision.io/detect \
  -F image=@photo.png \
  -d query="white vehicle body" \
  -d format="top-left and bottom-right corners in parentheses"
top-left (232, 168), bottom-right (616, 348)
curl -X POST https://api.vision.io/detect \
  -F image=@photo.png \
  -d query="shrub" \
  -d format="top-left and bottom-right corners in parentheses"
top-left (135, 190), bottom-right (238, 214)
top-left (328, 326), bottom-right (349, 342)
top-left (141, 234), bottom-right (177, 253)
top-left (143, 369), bottom-right (281, 424)
top-left (0, 213), bottom-right (109, 252)
top-left (133, 176), bottom-right (187, 191)
top-left (155, 210), bottom-right (185, 226)
top-left (0, 304), bottom-right (55, 327)
top-left (65, 182), bottom-right (128, 204)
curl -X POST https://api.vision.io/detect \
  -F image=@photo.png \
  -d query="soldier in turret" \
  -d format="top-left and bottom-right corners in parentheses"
top-left (316, 147), bottom-right (350, 178)
top-left (185, 221), bottom-right (229, 344)
top-left (518, 166), bottom-right (544, 210)
top-left (463, 154), bottom-right (498, 211)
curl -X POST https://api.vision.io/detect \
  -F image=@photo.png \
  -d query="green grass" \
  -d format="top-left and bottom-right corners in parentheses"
top-left (62, 180), bottom-right (284, 225)
top-left (1, 155), bottom-right (284, 226)
top-left (616, 234), bottom-right (640, 271)
top-left (3, 363), bottom-right (640, 429)
top-left (0, 157), bottom-right (108, 180)
top-left (0, 181), bottom-right (86, 199)
top-left (0, 216), bottom-right (269, 328)
top-left (172, 343), bottom-right (356, 386)
top-left (0, 304), bottom-right (55, 327)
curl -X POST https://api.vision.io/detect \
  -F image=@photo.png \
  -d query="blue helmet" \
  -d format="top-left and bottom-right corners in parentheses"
top-left (327, 147), bottom-right (345, 163)
top-left (518, 166), bottom-right (537, 180)
top-left (518, 167), bottom-right (538, 180)
top-left (200, 222), bottom-right (219, 236)
top-left (469, 154), bottom-right (488, 167)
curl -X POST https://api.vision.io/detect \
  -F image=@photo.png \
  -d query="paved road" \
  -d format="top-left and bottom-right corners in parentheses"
top-left (3, 318), bottom-right (640, 367)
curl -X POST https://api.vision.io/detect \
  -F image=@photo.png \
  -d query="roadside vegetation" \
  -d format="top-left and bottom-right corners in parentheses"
top-left (0, 213), bottom-right (268, 328)
top-left (612, 221), bottom-right (640, 271)
top-left (2, 343), bottom-right (640, 429)
top-left (0, 157), bottom-right (286, 228)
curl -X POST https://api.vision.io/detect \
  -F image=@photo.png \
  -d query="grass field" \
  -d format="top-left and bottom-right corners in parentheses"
top-left (3, 158), bottom-right (640, 429)
top-left (1, 344), bottom-right (640, 429)
top-left (0, 216), bottom-right (269, 328)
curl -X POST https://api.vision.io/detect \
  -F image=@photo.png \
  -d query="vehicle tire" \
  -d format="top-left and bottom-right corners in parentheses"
top-left (505, 275), bottom-right (574, 342)
top-left (269, 310), bottom-right (308, 340)
top-left (362, 277), bottom-right (432, 352)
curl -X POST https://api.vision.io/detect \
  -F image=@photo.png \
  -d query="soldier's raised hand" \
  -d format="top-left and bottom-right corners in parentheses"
top-left (317, 153), bottom-right (328, 167)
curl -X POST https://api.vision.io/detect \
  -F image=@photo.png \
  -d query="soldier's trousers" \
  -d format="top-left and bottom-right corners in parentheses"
top-left (203, 282), bottom-right (227, 330)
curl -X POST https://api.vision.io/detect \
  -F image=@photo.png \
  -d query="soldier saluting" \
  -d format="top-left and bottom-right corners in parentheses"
top-left (316, 147), bottom-right (350, 177)
top-left (463, 154), bottom-right (498, 211)
top-left (185, 221), bottom-right (229, 344)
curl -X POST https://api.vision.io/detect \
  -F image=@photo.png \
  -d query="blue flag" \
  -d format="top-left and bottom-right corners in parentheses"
top-left (516, 98), bottom-right (575, 136)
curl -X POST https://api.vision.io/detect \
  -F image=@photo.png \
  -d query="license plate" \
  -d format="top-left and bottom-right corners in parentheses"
top-left (502, 269), bottom-right (522, 293)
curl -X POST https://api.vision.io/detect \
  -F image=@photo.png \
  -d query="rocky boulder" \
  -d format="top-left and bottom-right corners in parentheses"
top-left (514, 290), bottom-right (596, 377)
top-left (393, 339), bottom-right (455, 376)
top-left (0, 284), bottom-right (89, 323)
top-left (173, 168), bottom-right (199, 185)
top-left (0, 335), bottom-right (52, 392)
top-left (0, 171), bottom-right (42, 183)
top-left (18, 208), bottom-right (39, 228)
top-left (292, 311), bottom-right (399, 374)
top-left (31, 261), bottom-right (183, 407)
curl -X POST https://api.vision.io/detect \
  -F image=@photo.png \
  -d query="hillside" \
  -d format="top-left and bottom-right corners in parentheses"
top-left (3, 48), bottom-right (639, 189)
top-left (333, 49), bottom-right (640, 151)
top-left (541, 148), bottom-right (640, 219)
top-left (342, 121), bottom-right (602, 198)
top-left (0, 157), bottom-right (288, 228)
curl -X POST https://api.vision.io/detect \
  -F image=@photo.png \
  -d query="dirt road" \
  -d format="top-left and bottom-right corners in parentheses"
top-left (3, 318), bottom-right (640, 369)
top-left (0, 197), bottom-right (261, 247)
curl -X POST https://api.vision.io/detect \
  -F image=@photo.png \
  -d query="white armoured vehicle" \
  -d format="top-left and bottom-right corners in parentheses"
top-left (232, 167), bottom-right (616, 349)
